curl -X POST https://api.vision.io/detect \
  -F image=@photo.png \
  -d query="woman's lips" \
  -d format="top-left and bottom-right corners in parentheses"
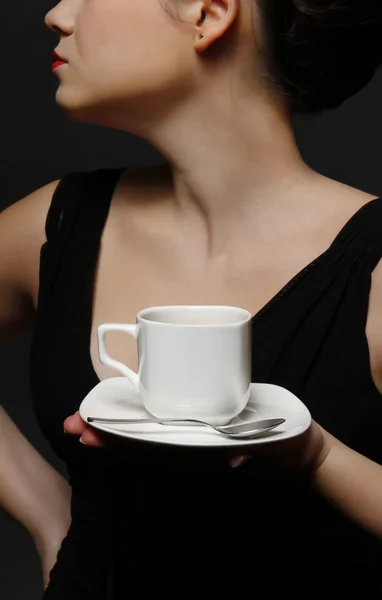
top-left (52, 60), bottom-right (67, 70)
top-left (52, 50), bottom-right (68, 71)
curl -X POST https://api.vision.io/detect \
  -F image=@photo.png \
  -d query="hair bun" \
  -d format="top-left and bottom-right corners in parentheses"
top-left (258, 0), bottom-right (382, 114)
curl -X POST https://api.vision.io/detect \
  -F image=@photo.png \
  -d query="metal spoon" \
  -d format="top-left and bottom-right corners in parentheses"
top-left (86, 416), bottom-right (285, 439)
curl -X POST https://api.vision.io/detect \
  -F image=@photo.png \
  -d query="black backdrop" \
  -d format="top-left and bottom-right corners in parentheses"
top-left (1, 1), bottom-right (382, 598)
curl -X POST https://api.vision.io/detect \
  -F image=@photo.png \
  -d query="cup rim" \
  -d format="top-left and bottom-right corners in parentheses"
top-left (137, 305), bottom-right (252, 327)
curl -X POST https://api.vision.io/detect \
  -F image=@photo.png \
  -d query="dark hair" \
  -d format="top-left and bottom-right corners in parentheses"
top-left (162, 0), bottom-right (382, 114)
top-left (257, 0), bottom-right (382, 114)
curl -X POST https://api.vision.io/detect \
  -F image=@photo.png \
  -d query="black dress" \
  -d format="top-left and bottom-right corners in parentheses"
top-left (30, 168), bottom-right (382, 598)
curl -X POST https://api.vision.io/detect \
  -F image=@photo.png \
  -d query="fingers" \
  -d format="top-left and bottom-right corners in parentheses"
top-left (79, 426), bottom-right (107, 448)
top-left (230, 454), bottom-right (251, 468)
top-left (63, 410), bottom-right (86, 435)
top-left (63, 411), bottom-right (106, 448)
top-left (227, 444), bottom-right (255, 468)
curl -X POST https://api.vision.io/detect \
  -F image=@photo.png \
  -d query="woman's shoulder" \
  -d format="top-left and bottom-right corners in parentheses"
top-left (0, 178), bottom-right (61, 336)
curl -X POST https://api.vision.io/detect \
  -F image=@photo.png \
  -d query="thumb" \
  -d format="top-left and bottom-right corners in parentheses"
top-left (230, 454), bottom-right (252, 468)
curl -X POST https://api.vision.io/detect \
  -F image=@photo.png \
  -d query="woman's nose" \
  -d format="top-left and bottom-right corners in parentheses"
top-left (44, 1), bottom-right (75, 37)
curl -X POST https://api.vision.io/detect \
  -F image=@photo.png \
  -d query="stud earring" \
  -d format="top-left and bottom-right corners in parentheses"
top-left (199, 33), bottom-right (204, 39)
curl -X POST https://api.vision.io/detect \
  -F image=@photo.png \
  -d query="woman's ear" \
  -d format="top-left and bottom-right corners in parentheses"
top-left (193, 0), bottom-right (240, 51)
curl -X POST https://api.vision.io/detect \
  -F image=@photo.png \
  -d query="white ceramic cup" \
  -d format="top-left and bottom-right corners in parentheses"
top-left (97, 305), bottom-right (252, 426)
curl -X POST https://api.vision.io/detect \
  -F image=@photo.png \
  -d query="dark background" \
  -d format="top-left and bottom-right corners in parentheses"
top-left (1, 1), bottom-right (382, 598)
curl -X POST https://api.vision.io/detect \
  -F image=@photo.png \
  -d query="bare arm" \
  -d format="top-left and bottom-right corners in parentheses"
top-left (306, 258), bottom-right (381, 537)
top-left (313, 428), bottom-right (382, 538)
top-left (0, 405), bottom-right (72, 545)
top-left (0, 180), bottom-right (72, 552)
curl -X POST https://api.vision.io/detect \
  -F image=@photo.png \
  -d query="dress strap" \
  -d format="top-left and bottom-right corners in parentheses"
top-left (37, 167), bottom-right (124, 318)
top-left (327, 196), bottom-right (382, 272)
top-left (45, 168), bottom-right (125, 243)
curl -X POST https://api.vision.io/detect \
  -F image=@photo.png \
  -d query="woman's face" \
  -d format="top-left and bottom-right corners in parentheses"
top-left (45, 0), bottom-right (205, 132)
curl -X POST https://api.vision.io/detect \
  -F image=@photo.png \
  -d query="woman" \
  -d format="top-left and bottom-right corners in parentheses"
top-left (1, 0), bottom-right (382, 596)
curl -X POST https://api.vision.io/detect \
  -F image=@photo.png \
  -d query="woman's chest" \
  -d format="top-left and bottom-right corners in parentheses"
top-left (88, 239), bottom-right (382, 395)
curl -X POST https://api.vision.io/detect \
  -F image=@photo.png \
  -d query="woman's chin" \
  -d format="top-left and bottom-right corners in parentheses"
top-left (54, 90), bottom-right (101, 122)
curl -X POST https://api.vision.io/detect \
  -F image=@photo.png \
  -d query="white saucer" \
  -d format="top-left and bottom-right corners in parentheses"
top-left (79, 377), bottom-right (311, 449)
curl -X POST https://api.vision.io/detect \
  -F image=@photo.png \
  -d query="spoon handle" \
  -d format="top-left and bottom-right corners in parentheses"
top-left (86, 416), bottom-right (285, 430)
top-left (87, 417), bottom-right (202, 425)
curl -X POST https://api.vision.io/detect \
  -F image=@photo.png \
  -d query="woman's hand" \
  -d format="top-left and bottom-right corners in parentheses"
top-left (65, 410), bottom-right (330, 474)
top-left (65, 410), bottom-right (382, 537)
top-left (64, 411), bottom-right (129, 451)
top-left (64, 410), bottom-right (107, 446)
top-left (229, 420), bottom-right (331, 473)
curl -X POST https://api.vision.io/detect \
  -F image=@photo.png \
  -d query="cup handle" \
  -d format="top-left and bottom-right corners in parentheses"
top-left (97, 323), bottom-right (140, 389)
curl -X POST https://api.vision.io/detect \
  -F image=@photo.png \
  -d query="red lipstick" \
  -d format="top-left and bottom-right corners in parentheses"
top-left (52, 50), bottom-right (67, 71)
